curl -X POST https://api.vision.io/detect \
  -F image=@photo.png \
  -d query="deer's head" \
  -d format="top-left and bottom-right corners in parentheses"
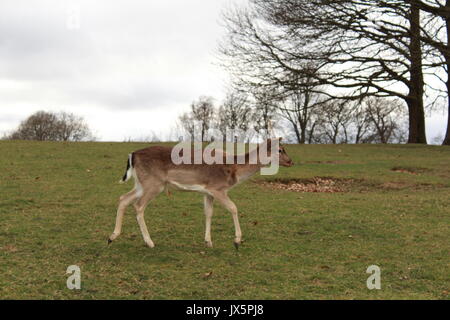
top-left (265, 138), bottom-right (294, 167)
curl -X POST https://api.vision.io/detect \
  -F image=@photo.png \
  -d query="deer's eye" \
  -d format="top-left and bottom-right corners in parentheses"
top-left (279, 149), bottom-right (282, 153)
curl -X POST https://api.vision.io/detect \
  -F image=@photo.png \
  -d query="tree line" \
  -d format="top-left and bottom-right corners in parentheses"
top-left (218, 0), bottom-right (450, 145)
top-left (2, 95), bottom-right (409, 144)
top-left (177, 92), bottom-right (408, 144)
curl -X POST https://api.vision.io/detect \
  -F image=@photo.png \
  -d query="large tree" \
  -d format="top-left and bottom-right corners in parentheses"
top-left (220, 0), bottom-right (429, 143)
top-left (410, 0), bottom-right (450, 145)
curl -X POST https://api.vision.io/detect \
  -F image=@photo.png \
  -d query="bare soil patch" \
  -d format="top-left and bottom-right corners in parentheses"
top-left (391, 166), bottom-right (429, 175)
top-left (259, 176), bottom-right (436, 193)
top-left (260, 177), bottom-right (356, 193)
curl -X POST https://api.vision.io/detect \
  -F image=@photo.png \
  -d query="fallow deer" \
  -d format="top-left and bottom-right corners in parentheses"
top-left (108, 138), bottom-right (294, 249)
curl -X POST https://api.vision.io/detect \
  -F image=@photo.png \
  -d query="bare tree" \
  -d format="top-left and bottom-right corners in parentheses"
top-left (363, 97), bottom-right (408, 144)
top-left (9, 111), bottom-right (58, 141)
top-left (315, 101), bottom-right (353, 144)
top-left (351, 103), bottom-right (372, 144)
top-left (251, 90), bottom-right (278, 138)
top-left (306, 111), bottom-right (324, 144)
top-left (192, 96), bottom-right (215, 142)
top-left (177, 112), bottom-right (196, 140)
top-left (219, 0), bottom-right (429, 144)
top-left (55, 112), bottom-right (92, 141)
top-left (217, 90), bottom-right (252, 141)
top-left (276, 69), bottom-right (326, 144)
top-left (178, 96), bottom-right (215, 142)
top-left (7, 111), bottom-right (93, 141)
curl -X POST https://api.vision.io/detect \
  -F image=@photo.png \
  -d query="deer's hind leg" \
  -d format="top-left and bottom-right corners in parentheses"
top-left (204, 194), bottom-right (214, 248)
top-left (133, 181), bottom-right (165, 248)
top-left (109, 189), bottom-right (139, 244)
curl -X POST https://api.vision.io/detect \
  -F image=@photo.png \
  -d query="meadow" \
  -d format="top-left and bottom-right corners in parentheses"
top-left (0, 140), bottom-right (449, 299)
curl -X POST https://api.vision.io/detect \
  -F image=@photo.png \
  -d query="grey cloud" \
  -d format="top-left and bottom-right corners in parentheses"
top-left (0, 0), bottom-right (231, 139)
top-left (71, 79), bottom-right (194, 110)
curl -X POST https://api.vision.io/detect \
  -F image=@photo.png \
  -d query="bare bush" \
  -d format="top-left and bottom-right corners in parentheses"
top-left (7, 111), bottom-right (94, 141)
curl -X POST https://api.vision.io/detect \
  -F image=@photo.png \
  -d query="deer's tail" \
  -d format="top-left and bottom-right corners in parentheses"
top-left (119, 153), bottom-right (134, 184)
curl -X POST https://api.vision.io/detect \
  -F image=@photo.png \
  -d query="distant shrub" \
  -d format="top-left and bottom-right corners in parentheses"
top-left (6, 111), bottom-right (94, 142)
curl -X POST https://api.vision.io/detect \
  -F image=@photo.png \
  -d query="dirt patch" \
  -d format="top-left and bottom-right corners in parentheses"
top-left (261, 177), bottom-right (355, 193)
top-left (260, 175), bottom-right (439, 193)
top-left (391, 166), bottom-right (429, 175)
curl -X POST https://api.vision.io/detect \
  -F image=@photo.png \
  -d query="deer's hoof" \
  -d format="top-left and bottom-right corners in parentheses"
top-left (109, 232), bottom-right (120, 243)
top-left (205, 241), bottom-right (213, 248)
top-left (233, 241), bottom-right (240, 250)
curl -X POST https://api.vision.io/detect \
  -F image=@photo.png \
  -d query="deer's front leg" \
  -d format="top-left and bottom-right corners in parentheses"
top-left (204, 195), bottom-right (214, 248)
top-left (213, 192), bottom-right (242, 249)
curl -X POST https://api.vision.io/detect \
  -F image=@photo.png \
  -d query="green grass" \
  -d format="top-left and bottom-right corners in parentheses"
top-left (0, 141), bottom-right (449, 299)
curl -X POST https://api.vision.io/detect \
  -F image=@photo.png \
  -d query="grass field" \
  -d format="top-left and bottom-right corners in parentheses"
top-left (0, 140), bottom-right (449, 299)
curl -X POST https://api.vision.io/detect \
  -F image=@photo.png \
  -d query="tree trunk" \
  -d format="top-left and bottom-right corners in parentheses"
top-left (307, 122), bottom-right (317, 144)
top-left (407, 4), bottom-right (427, 144)
top-left (443, 1), bottom-right (450, 145)
top-left (355, 125), bottom-right (364, 144)
top-left (292, 121), bottom-right (302, 143)
top-left (299, 118), bottom-right (307, 144)
top-left (443, 82), bottom-right (450, 145)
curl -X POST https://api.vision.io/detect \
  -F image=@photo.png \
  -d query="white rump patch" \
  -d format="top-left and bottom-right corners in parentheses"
top-left (133, 169), bottom-right (144, 198)
top-left (125, 154), bottom-right (133, 181)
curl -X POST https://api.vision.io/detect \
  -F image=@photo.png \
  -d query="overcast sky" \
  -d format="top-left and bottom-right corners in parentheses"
top-left (0, 0), bottom-right (447, 143)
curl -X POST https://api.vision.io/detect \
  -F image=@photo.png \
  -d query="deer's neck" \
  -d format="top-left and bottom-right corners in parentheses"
top-left (233, 147), bottom-right (266, 182)
top-left (235, 163), bottom-right (263, 182)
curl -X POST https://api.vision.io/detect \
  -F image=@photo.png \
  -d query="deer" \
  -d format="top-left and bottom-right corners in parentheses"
top-left (108, 138), bottom-right (294, 249)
